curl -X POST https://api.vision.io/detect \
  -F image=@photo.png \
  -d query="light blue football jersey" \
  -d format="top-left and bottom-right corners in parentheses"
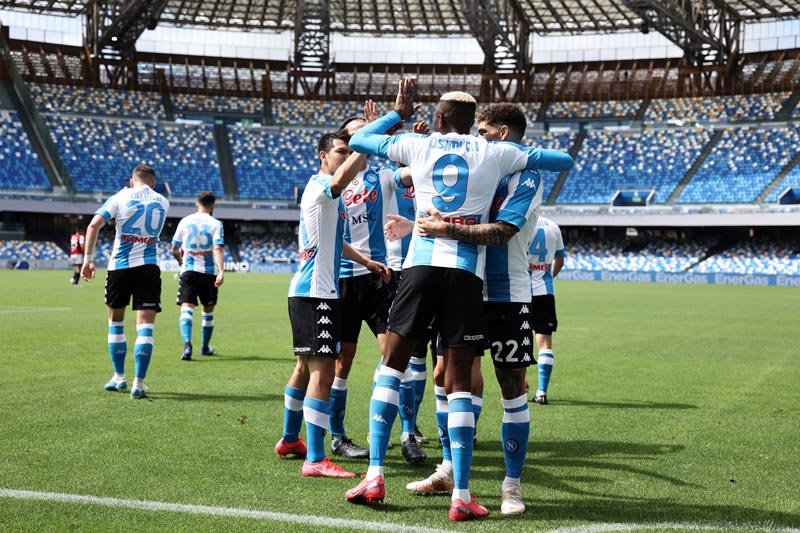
top-left (289, 173), bottom-right (346, 299)
top-left (97, 185), bottom-right (170, 271)
top-left (529, 216), bottom-right (566, 296)
top-left (485, 169), bottom-right (543, 302)
top-left (171, 212), bottom-right (224, 275)
top-left (339, 167), bottom-right (398, 277)
top-left (386, 184), bottom-right (417, 271)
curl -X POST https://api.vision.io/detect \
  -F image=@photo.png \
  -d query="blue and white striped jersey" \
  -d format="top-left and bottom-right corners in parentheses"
top-left (386, 134), bottom-right (539, 278)
top-left (289, 173), bottom-right (346, 299)
top-left (96, 185), bottom-right (170, 271)
top-left (529, 216), bottom-right (566, 296)
top-left (339, 167), bottom-right (398, 277)
top-left (485, 169), bottom-right (543, 303)
top-left (171, 212), bottom-right (224, 275)
top-left (386, 185), bottom-right (417, 271)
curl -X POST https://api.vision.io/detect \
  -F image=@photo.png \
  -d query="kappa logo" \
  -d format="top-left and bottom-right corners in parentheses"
top-left (318, 330), bottom-right (333, 339)
top-left (522, 353), bottom-right (532, 362)
top-left (521, 321), bottom-right (531, 330)
top-left (450, 441), bottom-right (466, 450)
top-left (521, 337), bottom-right (531, 346)
top-left (520, 305), bottom-right (530, 314)
top-left (318, 345), bottom-right (333, 354)
top-left (522, 178), bottom-right (537, 189)
top-left (317, 316), bottom-right (332, 325)
top-left (372, 414), bottom-right (387, 425)
top-left (316, 302), bottom-right (331, 311)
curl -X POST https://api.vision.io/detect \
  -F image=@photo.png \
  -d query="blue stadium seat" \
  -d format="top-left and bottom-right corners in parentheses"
top-left (0, 112), bottom-right (52, 191)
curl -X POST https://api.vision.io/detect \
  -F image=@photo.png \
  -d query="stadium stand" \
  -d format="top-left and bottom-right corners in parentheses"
top-left (227, 126), bottom-right (321, 200)
top-left (0, 111), bottom-right (52, 191)
top-left (567, 236), bottom-right (716, 272)
top-left (237, 234), bottom-right (297, 263)
top-left (172, 93), bottom-right (262, 115)
top-left (272, 99), bottom-right (365, 126)
top-left (766, 166), bottom-right (800, 202)
top-left (678, 125), bottom-right (800, 203)
top-left (558, 128), bottom-right (712, 204)
top-left (29, 83), bottom-right (164, 118)
top-left (0, 239), bottom-right (66, 260)
top-left (45, 115), bottom-right (224, 196)
top-left (694, 236), bottom-right (800, 275)
top-left (644, 93), bottom-right (790, 124)
top-left (547, 99), bottom-right (641, 120)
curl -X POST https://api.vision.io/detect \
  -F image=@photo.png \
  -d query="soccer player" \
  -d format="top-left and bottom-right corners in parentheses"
top-left (81, 164), bottom-right (170, 399)
top-left (529, 216), bottom-right (566, 405)
top-left (413, 103), bottom-right (544, 514)
top-left (171, 191), bottom-right (225, 361)
top-left (275, 129), bottom-right (391, 478)
top-left (344, 79), bottom-right (573, 521)
top-left (69, 228), bottom-right (85, 287)
top-left (336, 114), bottom-right (426, 464)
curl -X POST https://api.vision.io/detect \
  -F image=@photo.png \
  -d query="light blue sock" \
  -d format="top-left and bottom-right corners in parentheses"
top-left (399, 367), bottom-right (415, 440)
top-left (303, 397), bottom-right (329, 463)
top-left (179, 308), bottom-right (193, 343)
top-left (107, 320), bottom-right (126, 375)
top-left (133, 323), bottom-right (153, 379)
top-left (447, 392), bottom-right (475, 495)
top-left (434, 385), bottom-right (451, 462)
top-left (329, 377), bottom-right (348, 437)
top-left (369, 366), bottom-right (402, 467)
top-left (201, 311), bottom-right (214, 348)
top-left (502, 395), bottom-right (530, 479)
top-left (283, 386), bottom-right (305, 442)
top-left (409, 356), bottom-right (427, 417)
top-left (472, 393), bottom-right (483, 429)
top-left (538, 349), bottom-right (554, 393)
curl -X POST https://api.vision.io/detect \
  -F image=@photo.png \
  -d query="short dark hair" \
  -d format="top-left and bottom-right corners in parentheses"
top-left (477, 103), bottom-right (527, 143)
top-left (132, 164), bottom-right (156, 182)
top-left (317, 130), bottom-right (351, 155)
top-left (339, 116), bottom-right (366, 131)
top-left (198, 191), bottom-right (216, 207)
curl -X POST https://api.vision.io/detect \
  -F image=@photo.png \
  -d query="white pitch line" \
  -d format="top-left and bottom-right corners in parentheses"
top-left (546, 522), bottom-right (800, 533)
top-left (0, 306), bottom-right (71, 315)
top-left (0, 488), bottom-right (464, 533)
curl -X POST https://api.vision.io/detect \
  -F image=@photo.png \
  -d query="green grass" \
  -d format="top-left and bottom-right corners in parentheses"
top-left (0, 270), bottom-right (798, 532)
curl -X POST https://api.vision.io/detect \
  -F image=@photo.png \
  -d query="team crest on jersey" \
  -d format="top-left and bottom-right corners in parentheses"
top-left (365, 172), bottom-right (378, 184)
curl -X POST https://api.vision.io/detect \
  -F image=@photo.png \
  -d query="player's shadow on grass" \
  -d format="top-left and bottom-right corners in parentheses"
top-left (528, 497), bottom-right (800, 530)
top-left (552, 398), bottom-right (698, 410)
top-left (471, 439), bottom-right (695, 493)
top-left (154, 391), bottom-right (281, 402)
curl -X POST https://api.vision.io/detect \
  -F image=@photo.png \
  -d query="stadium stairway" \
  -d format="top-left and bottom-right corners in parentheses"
top-left (756, 150), bottom-right (800, 203)
top-left (634, 99), bottom-right (651, 122)
top-left (213, 124), bottom-right (239, 200)
top-left (545, 129), bottom-right (587, 205)
top-left (665, 129), bottom-right (724, 204)
top-left (775, 92), bottom-right (800, 121)
top-left (686, 236), bottom-right (739, 272)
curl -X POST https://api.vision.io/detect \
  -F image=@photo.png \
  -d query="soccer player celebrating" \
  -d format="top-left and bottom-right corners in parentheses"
top-left (171, 191), bottom-right (225, 361)
top-left (275, 128), bottom-right (390, 478)
top-left (414, 103), bottom-right (546, 514)
top-left (344, 79), bottom-right (573, 521)
top-left (81, 164), bottom-right (170, 399)
top-left (528, 216), bottom-right (566, 405)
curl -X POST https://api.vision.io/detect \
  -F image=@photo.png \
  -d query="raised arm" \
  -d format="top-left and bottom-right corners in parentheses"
top-left (350, 78), bottom-right (417, 157)
top-left (522, 147), bottom-right (574, 172)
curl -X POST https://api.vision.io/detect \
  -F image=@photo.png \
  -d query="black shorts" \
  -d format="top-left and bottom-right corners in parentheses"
top-left (176, 271), bottom-right (219, 307)
top-left (105, 264), bottom-right (162, 312)
top-left (484, 301), bottom-right (536, 369)
top-left (387, 266), bottom-right (484, 348)
top-left (288, 297), bottom-right (340, 358)
top-left (531, 294), bottom-right (558, 335)
top-left (339, 272), bottom-right (393, 343)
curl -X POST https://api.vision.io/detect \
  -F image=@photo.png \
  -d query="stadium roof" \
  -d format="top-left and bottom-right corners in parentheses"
top-left (3, 0), bottom-right (800, 35)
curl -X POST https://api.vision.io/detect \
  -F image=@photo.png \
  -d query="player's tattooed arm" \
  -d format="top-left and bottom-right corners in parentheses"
top-left (416, 208), bottom-right (518, 246)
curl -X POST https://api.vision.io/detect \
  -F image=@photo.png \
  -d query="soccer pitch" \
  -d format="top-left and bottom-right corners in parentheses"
top-left (0, 270), bottom-right (798, 533)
